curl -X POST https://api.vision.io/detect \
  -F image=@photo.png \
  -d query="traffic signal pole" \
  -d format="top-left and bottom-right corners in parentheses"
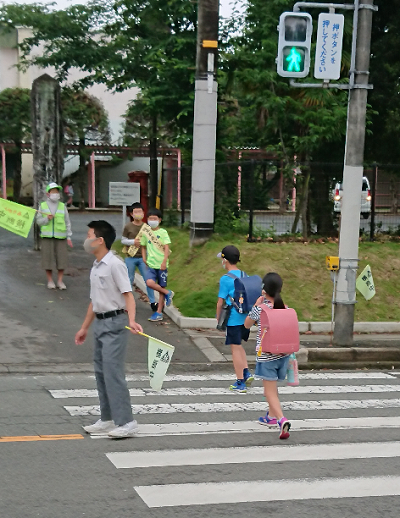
top-left (333, 0), bottom-right (375, 345)
top-left (280, 1), bottom-right (376, 345)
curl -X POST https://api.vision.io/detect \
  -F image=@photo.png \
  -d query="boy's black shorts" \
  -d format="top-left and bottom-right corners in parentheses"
top-left (225, 324), bottom-right (250, 345)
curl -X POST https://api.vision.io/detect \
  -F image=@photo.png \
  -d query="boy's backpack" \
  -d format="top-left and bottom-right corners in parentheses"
top-left (225, 271), bottom-right (262, 314)
top-left (259, 305), bottom-right (300, 354)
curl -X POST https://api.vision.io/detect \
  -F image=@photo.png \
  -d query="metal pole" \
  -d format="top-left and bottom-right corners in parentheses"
top-left (177, 149), bottom-right (181, 211)
top-left (91, 152), bottom-right (96, 209)
top-left (180, 166), bottom-right (185, 226)
top-left (1, 145), bottom-right (6, 199)
top-left (238, 151), bottom-right (242, 209)
top-left (333, 0), bottom-right (375, 346)
top-left (87, 161), bottom-right (91, 209)
top-left (189, 0), bottom-right (219, 246)
top-left (122, 205), bottom-right (126, 233)
top-left (248, 160), bottom-right (255, 242)
top-left (369, 162), bottom-right (377, 241)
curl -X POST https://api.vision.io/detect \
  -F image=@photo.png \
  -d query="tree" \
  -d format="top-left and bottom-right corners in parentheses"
top-left (218, 0), bottom-right (349, 236)
top-left (61, 88), bottom-right (110, 208)
top-left (367, 0), bottom-right (400, 164)
top-left (0, 88), bottom-right (31, 202)
top-left (0, 0), bottom-right (197, 206)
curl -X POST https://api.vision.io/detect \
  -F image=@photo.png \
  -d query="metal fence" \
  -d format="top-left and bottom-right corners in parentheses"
top-left (161, 160), bottom-right (400, 239)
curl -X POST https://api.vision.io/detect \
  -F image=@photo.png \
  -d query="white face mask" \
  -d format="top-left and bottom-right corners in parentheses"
top-left (221, 259), bottom-right (226, 269)
top-left (83, 237), bottom-right (101, 254)
top-left (148, 220), bottom-right (159, 229)
top-left (49, 193), bottom-right (60, 202)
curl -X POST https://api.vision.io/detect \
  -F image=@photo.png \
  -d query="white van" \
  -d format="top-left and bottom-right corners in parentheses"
top-left (333, 176), bottom-right (372, 219)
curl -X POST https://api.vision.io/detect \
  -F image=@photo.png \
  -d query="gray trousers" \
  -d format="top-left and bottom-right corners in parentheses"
top-left (93, 313), bottom-right (133, 426)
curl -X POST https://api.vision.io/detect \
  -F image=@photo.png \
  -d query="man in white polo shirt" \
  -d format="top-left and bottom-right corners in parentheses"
top-left (75, 220), bottom-right (143, 438)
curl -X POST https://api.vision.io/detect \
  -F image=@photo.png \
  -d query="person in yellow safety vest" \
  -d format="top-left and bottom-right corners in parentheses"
top-left (36, 182), bottom-right (73, 290)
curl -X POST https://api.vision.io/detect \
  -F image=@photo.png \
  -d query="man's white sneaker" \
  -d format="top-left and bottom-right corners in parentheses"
top-left (83, 419), bottom-right (115, 435)
top-left (108, 420), bottom-right (138, 438)
top-left (57, 281), bottom-right (67, 290)
top-left (47, 281), bottom-right (56, 289)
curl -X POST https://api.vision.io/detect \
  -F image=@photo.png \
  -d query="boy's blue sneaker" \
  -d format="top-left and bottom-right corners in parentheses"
top-left (165, 290), bottom-right (175, 307)
top-left (229, 380), bottom-right (247, 393)
top-left (148, 312), bottom-right (163, 322)
top-left (244, 372), bottom-right (254, 387)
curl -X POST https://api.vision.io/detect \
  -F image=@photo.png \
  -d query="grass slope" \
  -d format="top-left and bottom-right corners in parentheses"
top-left (115, 229), bottom-right (400, 322)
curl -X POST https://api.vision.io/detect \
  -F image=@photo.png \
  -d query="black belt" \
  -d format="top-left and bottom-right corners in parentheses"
top-left (95, 309), bottom-right (125, 320)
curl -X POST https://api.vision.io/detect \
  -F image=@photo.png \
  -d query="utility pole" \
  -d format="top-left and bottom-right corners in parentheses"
top-left (189, 0), bottom-right (219, 246)
top-left (333, 0), bottom-right (375, 345)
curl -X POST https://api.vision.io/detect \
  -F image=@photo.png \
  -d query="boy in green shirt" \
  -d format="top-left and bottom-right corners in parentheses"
top-left (141, 208), bottom-right (174, 321)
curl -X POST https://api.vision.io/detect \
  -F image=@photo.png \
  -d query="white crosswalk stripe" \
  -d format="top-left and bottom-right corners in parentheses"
top-left (49, 384), bottom-right (400, 398)
top-left (134, 476), bottom-right (400, 508)
top-left (107, 441), bottom-right (400, 468)
top-left (47, 371), bottom-right (400, 509)
top-left (64, 398), bottom-right (400, 416)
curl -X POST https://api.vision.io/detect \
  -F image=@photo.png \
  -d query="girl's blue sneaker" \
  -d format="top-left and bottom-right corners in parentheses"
top-left (258, 412), bottom-right (278, 426)
top-left (278, 417), bottom-right (291, 439)
top-left (229, 380), bottom-right (247, 393)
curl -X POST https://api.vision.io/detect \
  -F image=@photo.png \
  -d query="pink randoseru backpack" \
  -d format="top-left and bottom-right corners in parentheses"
top-left (260, 305), bottom-right (300, 354)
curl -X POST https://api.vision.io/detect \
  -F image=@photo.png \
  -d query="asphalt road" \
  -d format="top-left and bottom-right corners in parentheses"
top-left (1, 370), bottom-right (400, 517)
top-left (0, 211), bottom-right (204, 366)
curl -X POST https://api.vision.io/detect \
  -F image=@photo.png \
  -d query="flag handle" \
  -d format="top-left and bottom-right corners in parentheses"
top-left (125, 326), bottom-right (151, 340)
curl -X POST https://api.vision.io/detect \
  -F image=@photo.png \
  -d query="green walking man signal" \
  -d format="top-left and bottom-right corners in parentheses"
top-left (277, 12), bottom-right (312, 78)
top-left (284, 47), bottom-right (305, 72)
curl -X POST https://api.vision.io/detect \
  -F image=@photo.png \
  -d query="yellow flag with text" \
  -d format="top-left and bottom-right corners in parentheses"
top-left (356, 264), bottom-right (376, 301)
top-left (0, 199), bottom-right (36, 238)
top-left (147, 335), bottom-right (175, 391)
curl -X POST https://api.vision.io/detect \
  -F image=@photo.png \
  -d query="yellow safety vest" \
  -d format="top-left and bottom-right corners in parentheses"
top-left (40, 201), bottom-right (67, 239)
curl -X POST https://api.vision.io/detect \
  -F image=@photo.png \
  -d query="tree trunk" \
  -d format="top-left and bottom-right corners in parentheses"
top-left (13, 141), bottom-right (22, 203)
top-left (313, 166), bottom-right (336, 235)
top-left (301, 168), bottom-right (311, 239)
top-left (292, 168), bottom-right (311, 239)
top-left (78, 137), bottom-right (86, 209)
top-left (278, 162), bottom-right (287, 215)
top-left (149, 114), bottom-right (158, 208)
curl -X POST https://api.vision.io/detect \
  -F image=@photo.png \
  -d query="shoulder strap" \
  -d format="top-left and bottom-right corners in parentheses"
top-left (223, 272), bottom-right (241, 310)
top-left (225, 272), bottom-right (237, 280)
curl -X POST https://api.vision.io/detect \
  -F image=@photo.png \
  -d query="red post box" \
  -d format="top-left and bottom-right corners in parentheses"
top-left (128, 170), bottom-right (149, 217)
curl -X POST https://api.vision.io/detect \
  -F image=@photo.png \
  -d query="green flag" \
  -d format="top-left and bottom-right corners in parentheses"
top-left (147, 335), bottom-right (175, 391)
top-left (0, 199), bottom-right (36, 238)
top-left (356, 264), bottom-right (376, 301)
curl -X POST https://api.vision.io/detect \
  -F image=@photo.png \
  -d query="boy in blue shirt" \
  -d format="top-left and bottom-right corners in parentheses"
top-left (216, 245), bottom-right (253, 393)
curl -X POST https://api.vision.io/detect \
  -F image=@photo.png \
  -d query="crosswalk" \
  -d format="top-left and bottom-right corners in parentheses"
top-left (48, 371), bottom-right (400, 510)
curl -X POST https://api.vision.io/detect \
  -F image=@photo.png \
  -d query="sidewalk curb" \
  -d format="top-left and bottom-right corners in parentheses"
top-left (0, 360), bottom-right (399, 375)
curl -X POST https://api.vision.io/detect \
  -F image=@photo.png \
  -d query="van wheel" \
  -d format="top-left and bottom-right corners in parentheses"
top-left (361, 213), bottom-right (370, 220)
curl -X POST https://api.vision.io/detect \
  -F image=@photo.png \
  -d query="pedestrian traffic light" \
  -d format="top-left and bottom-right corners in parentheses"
top-left (277, 12), bottom-right (313, 78)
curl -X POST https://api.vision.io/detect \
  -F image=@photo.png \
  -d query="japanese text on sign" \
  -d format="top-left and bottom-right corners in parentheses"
top-left (109, 182), bottom-right (140, 206)
top-left (356, 264), bottom-right (376, 301)
top-left (0, 198), bottom-right (36, 238)
top-left (147, 336), bottom-right (175, 391)
top-left (314, 13), bottom-right (344, 80)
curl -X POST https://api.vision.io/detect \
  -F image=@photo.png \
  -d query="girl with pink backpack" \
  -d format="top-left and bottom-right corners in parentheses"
top-left (244, 272), bottom-right (299, 440)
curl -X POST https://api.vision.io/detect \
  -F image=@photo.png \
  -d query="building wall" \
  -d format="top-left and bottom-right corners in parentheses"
top-left (0, 27), bottom-right (140, 199)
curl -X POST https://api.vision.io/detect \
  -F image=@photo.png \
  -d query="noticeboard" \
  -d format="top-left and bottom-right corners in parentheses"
top-left (109, 182), bottom-right (140, 206)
